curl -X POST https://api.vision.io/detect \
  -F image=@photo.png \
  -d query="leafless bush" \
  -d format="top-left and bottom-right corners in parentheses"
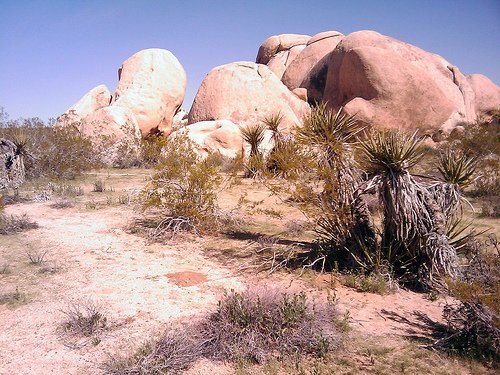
top-left (49, 199), bottom-right (74, 209)
top-left (0, 213), bottom-right (38, 234)
top-left (60, 298), bottom-right (108, 338)
top-left (103, 327), bottom-right (203, 375)
top-left (438, 236), bottom-right (499, 362)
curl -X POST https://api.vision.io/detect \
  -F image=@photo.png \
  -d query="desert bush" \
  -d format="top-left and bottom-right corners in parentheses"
top-left (60, 298), bottom-right (108, 338)
top-left (104, 327), bottom-right (203, 375)
top-left (342, 272), bottom-right (397, 295)
top-left (0, 288), bottom-right (27, 308)
top-left (26, 246), bottom-right (48, 264)
top-left (137, 134), bottom-right (169, 168)
top-left (442, 116), bottom-right (499, 196)
top-left (439, 236), bottom-right (499, 363)
top-left (0, 118), bottom-right (100, 179)
top-left (92, 179), bottom-right (106, 192)
top-left (140, 135), bottom-right (223, 236)
top-left (105, 288), bottom-right (341, 373)
top-left (0, 213), bottom-right (38, 234)
top-left (49, 199), bottom-right (74, 209)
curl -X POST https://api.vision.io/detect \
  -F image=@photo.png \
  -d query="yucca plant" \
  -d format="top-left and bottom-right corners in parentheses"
top-left (240, 123), bottom-right (267, 178)
top-left (359, 130), bottom-right (458, 281)
top-left (295, 104), bottom-right (375, 258)
top-left (263, 111), bottom-right (285, 148)
top-left (431, 150), bottom-right (478, 217)
top-left (0, 136), bottom-right (27, 191)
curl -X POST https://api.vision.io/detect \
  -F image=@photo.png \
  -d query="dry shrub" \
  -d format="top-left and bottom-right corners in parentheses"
top-left (440, 236), bottom-right (499, 363)
top-left (201, 289), bottom-right (339, 363)
top-left (104, 289), bottom-right (341, 373)
top-left (60, 298), bottom-right (108, 340)
top-left (0, 213), bottom-right (38, 234)
top-left (138, 134), bottom-right (169, 168)
top-left (443, 116), bottom-right (499, 197)
top-left (104, 327), bottom-right (202, 375)
top-left (49, 199), bottom-right (74, 209)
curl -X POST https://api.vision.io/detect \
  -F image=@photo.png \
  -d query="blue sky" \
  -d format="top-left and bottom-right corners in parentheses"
top-left (1, 0), bottom-right (499, 121)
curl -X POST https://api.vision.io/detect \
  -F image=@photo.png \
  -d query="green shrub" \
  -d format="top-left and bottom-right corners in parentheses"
top-left (0, 118), bottom-right (100, 179)
top-left (141, 135), bottom-right (222, 236)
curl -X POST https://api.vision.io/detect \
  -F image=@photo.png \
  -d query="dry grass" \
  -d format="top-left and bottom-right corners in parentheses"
top-left (0, 213), bottom-right (38, 234)
top-left (105, 288), bottom-right (341, 374)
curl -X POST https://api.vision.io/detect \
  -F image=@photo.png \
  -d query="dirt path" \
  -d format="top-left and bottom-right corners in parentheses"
top-left (1, 202), bottom-right (242, 374)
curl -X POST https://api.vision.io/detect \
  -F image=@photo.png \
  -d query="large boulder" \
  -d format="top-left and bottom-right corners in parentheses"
top-left (322, 30), bottom-right (482, 133)
top-left (282, 31), bottom-right (344, 104)
top-left (256, 34), bottom-right (310, 79)
top-left (171, 120), bottom-right (243, 158)
top-left (112, 48), bottom-right (187, 137)
top-left (467, 74), bottom-right (500, 116)
top-left (81, 106), bottom-right (142, 166)
top-left (57, 84), bottom-right (111, 127)
top-left (188, 62), bottom-right (310, 133)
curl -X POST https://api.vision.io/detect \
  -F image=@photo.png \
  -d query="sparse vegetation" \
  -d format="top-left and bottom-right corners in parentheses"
top-left (93, 179), bottom-right (106, 192)
top-left (60, 298), bottom-right (108, 340)
top-left (105, 288), bottom-right (341, 373)
top-left (26, 246), bottom-right (48, 265)
top-left (0, 212), bottom-right (38, 234)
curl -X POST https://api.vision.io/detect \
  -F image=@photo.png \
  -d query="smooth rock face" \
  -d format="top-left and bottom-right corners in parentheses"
top-left (188, 62), bottom-right (310, 132)
top-left (112, 48), bottom-right (187, 136)
top-left (81, 106), bottom-right (142, 166)
top-left (57, 84), bottom-right (111, 127)
top-left (266, 44), bottom-right (306, 79)
top-left (171, 120), bottom-right (243, 158)
top-left (282, 31), bottom-right (344, 103)
top-left (322, 30), bottom-right (478, 133)
top-left (256, 34), bottom-right (311, 65)
top-left (467, 74), bottom-right (500, 115)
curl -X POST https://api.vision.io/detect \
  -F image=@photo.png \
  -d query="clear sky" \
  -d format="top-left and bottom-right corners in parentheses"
top-left (1, 0), bottom-right (499, 121)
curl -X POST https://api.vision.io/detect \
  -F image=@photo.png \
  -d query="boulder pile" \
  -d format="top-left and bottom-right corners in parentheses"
top-left (59, 29), bottom-right (499, 160)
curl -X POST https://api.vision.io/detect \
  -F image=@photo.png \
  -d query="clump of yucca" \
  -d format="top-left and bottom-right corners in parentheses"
top-left (359, 130), bottom-right (458, 281)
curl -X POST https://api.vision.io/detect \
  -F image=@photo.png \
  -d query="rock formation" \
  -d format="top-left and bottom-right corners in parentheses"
top-left (188, 62), bottom-right (310, 133)
top-left (467, 74), bottom-right (500, 115)
top-left (81, 106), bottom-right (142, 166)
top-left (57, 84), bottom-right (111, 127)
top-left (282, 31), bottom-right (344, 104)
top-left (171, 120), bottom-right (243, 158)
top-left (321, 30), bottom-right (498, 133)
top-left (256, 34), bottom-right (310, 79)
top-left (112, 48), bottom-right (187, 136)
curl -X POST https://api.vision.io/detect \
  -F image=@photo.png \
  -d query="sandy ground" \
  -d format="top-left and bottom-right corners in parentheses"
top-left (0, 171), bottom-right (486, 374)
top-left (1, 200), bottom-right (242, 374)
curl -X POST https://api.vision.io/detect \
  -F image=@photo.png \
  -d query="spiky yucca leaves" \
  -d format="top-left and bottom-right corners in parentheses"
top-left (240, 123), bottom-right (266, 157)
top-left (431, 150), bottom-right (478, 217)
top-left (240, 123), bottom-right (267, 178)
top-left (296, 105), bottom-right (374, 256)
top-left (263, 111), bottom-right (285, 147)
top-left (360, 130), bottom-right (458, 281)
